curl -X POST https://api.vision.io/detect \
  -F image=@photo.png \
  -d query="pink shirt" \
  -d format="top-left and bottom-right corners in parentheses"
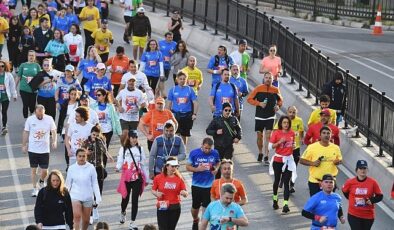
top-left (261, 56), bottom-right (282, 79)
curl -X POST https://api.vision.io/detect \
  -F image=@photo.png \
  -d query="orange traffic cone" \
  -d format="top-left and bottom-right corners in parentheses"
top-left (372, 4), bottom-right (383, 35)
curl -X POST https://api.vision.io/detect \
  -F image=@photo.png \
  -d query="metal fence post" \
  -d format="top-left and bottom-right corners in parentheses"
top-left (282, 26), bottom-right (289, 78)
top-left (166, 0), bottom-right (170, 17)
top-left (334, 0), bottom-right (339, 19)
top-left (261, 12), bottom-right (266, 48)
top-left (256, 0), bottom-right (258, 6)
top-left (315, 50), bottom-right (322, 105)
top-left (152, 0), bottom-right (156, 12)
top-left (378, 91), bottom-right (386, 156)
top-left (325, 57), bottom-right (330, 84)
top-left (274, 0), bottom-right (278, 9)
top-left (371, 0), bottom-right (377, 24)
top-left (306, 44), bottom-right (312, 98)
top-left (225, 0), bottom-right (230, 40)
top-left (191, 0), bottom-right (196, 25)
top-left (290, 32), bottom-right (297, 84)
top-left (181, 0), bottom-right (184, 17)
top-left (214, 0), bottom-right (219, 35)
top-left (246, 5), bottom-right (250, 38)
top-left (252, 8), bottom-right (259, 58)
top-left (297, 38), bottom-right (305, 92)
top-left (344, 70), bottom-right (350, 129)
top-left (355, 76), bottom-right (361, 137)
top-left (313, 0), bottom-right (317, 18)
top-left (366, 84), bottom-right (373, 147)
top-left (236, 1), bottom-right (240, 36)
top-left (293, 0), bottom-right (297, 14)
top-left (203, 0), bottom-right (208, 30)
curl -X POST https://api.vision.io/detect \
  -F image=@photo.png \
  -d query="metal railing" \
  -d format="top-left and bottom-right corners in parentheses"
top-left (254, 0), bottom-right (394, 21)
top-left (145, 0), bottom-right (394, 165)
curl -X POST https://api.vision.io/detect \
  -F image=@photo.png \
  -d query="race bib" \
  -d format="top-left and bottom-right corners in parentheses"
top-left (177, 97), bottom-right (188, 104)
top-left (62, 92), bottom-right (69, 99)
top-left (87, 67), bottom-right (95, 73)
top-left (0, 84), bottom-right (5, 93)
top-left (355, 197), bottom-right (366, 207)
top-left (164, 56), bottom-right (170, 62)
top-left (188, 79), bottom-right (195, 86)
top-left (201, 162), bottom-right (211, 171)
top-left (156, 200), bottom-right (169, 210)
top-left (25, 76), bottom-right (33, 83)
top-left (115, 66), bottom-right (123, 72)
top-left (69, 44), bottom-right (77, 55)
top-left (99, 45), bottom-right (106, 52)
top-left (149, 60), bottom-right (157, 66)
top-left (156, 123), bottom-right (164, 132)
top-left (320, 227), bottom-right (335, 230)
top-left (221, 97), bottom-right (231, 103)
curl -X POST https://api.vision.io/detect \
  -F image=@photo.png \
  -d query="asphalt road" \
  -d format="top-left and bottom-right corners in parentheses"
top-left (0, 5), bottom-right (393, 230)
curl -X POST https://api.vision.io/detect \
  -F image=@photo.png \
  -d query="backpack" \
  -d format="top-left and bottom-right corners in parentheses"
top-left (214, 55), bottom-right (231, 68)
top-left (213, 82), bottom-right (238, 105)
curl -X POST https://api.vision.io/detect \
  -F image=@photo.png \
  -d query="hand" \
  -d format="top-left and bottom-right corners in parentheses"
top-left (36, 223), bottom-right (43, 229)
top-left (68, 151), bottom-right (73, 157)
top-left (318, 216), bottom-right (327, 224)
top-left (313, 159), bottom-right (321, 167)
top-left (108, 155), bottom-right (115, 162)
top-left (259, 102), bottom-right (267, 108)
top-left (333, 157), bottom-right (341, 165)
top-left (155, 191), bottom-right (163, 198)
top-left (180, 190), bottom-right (188, 198)
top-left (274, 105), bottom-right (279, 112)
top-left (22, 146), bottom-right (28, 154)
top-left (279, 137), bottom-right (286, 144)
top-left (52, 142), bottom-right (57, 149)
top-left (233, 138), bottom-right (240, 143)
top-left (217, 129), bottom-right (223, 135)
top-left (192, 114), bottom-right (197, 120)
top-left (340, 216), bottom-right (346, 224)
top-left (365, 198), bottom-right (372, 205)
top-left (220, 217), bottom-right (230, 224)
top-left (118, 106), bottom-right (125, 113)
top-left (56, 103), bottom-right (60, 110)
top-left (210, 105), bottom-right (216, 112)
top-left (211, 168), bottom-right (219, 175)
top-left (196, 163), bottom-right (207, 172)
top-left (147, 134), bottom-right (155, 141)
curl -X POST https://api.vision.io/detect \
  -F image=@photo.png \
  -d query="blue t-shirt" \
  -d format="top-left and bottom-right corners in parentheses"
top-left (84, 76), bottom-right (112, 100)
top-left (8, 0), bottom-right (16, 7)
top-left (66, 13), bottom-right (80, 25)
top-left (168, 85), bottom-right (197, 113)
top-left (207, 55), bottom-right (234, 87)
top-left (141, 51), bottom-right (164, 77)
top-left (53, 16), bottom-right (70, 33)
top-left (44, 40), bottom-right (69, 57)
top-left (46, 1), bottom-right (58, 22)
top-left (158, 39), bottom-right (177, 70)
top-left (203, 200), bottom-right (245, 230)
top-left (78, 59), bottom-right (98, 80)
top-left (210, 82), bottom-right (238, 117)
top-left (188, 148), bottom-right (220, 188)
top-left (229, 76), bottom-right (248, 110)
top-left (56, 77), bottom-right (82, 105)
top-left (303, 191), bottom-right (342, 229)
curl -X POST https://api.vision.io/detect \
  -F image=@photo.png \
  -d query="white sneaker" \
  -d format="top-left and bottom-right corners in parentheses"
top-left (89, 216), bottom-right (93, 225)
top-left (92, 207), bottom-right (99, 220)
top-left (129, 221), bottom-right (138, 230)
top-left (31, 188), bottom-right (39, 197)
top-left (120, 212), bottom-right (126, 224)
top-left (38, 180), bottom-right (45, 189)
top-left (1, 127), bottom-right (7, 136)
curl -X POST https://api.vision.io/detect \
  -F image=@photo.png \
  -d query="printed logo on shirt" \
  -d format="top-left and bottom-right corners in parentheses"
top-left (221, 97), bottom-right (231, 104)
top-left (125, 96), bottom-right (137, 112)
top-left (98, 112), bottom-right (107, 123)
top-left (164, 182), bottom-right (177, 190)
top-left (177, 97), bottom-right (188, 104)
top-left (33, 130), bottom-right (46, 140)
top-left (74, 137), bottom-right (86, 148)
top-left (320, 200), bottom-right (327, 204)
top-left (355, 188), bottom-right (368, 195)
top-left (156, 123), bottom-right (164, 131)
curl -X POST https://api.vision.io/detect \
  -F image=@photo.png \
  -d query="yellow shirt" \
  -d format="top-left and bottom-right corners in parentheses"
top-left (24, 18), bottom-right (40, 32)
top-left (301, 142), bottom-right (342, 183)
top-left (307, 108), bottom-right (337, 126)
top-left (274, 116), bottom-right (304, 149)
top-left (80, 6), bottom-right (100, 32)
top-left (92, 29), bottom-right (113, 54)
top-left (181, 66), bottom-right (203, 94)
top-left (0, 17), bottom-right (9, 44)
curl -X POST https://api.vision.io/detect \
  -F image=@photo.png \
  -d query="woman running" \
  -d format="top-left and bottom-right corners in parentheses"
top-left (139, 39), bottom-right (164, 93)
top-left (64, 24), bottom-right (84, 67)
top-left (44, 29), bottom-right (69, 72)
top-left (76, 46), bottom-right (101, 95)
top-left (18, 26), bottom-right (35, 65)
top-left (0, 61), bottom-right (17, 135)
top-left (7, 16), bottom-right (22, 71)
top-left (55, 64), bottom-right (82, 110)
top-left (170, 40), bottom-right (189, 85)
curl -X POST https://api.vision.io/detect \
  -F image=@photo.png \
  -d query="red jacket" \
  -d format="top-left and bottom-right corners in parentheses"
top-left (304, 122), bottom-right (340, 146)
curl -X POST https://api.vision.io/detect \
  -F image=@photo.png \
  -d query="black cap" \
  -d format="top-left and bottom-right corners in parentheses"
top-left (356, 160), bottom-right (368, 169)
top-left (322, 174), bottom-right (335, 181)
top-left (80, 94), bottom-right (89, 100)
top-left (222, 102), bottom-right (232, 110)
top-left (128, 130), bottom-right (138, 138)
top-left (101, 19), bottom-right (108, 24)
top-left (239, 39), bottom-right (247, 45)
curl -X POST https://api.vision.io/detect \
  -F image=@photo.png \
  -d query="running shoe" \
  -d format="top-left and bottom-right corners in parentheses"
top-left (120, 212), bottom-right (126, 224)
top-left (264, 156), bottom-right (269, 165)
top-left (290, 186), bottom-right (296, 193)
top-left (1, 127), bottom-right (8, 135)
top-left (192, 219), bottom-right (199, 230)
top-left (272, 200), bottom-right (279, 210)
top-left (129, 221), bottom-right (138, 230)
top-left (257, 153), bottom-right (263, 162)
top-left (282, 205), bottom-right (290, 214)
top-left (38, 180), bottom-right (45, 189)
top-left (31, 188), bottom-right (39, 197)
top-left (93, 207), bottom-right (99, 220)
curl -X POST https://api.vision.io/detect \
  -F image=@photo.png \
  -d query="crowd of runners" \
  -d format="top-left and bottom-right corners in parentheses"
top-left (0, 0), bottom-right (392, 230)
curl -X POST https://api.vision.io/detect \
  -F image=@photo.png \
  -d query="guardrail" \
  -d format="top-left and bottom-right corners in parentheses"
top-left (254, 0), bottom-right (394, 21)
top-left (145, 0), bottom-right (394, 165)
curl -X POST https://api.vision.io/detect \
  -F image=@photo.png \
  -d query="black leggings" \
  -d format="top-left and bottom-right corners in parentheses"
top-left (273, 161), bottom-right (292, 201)
top-left (62, 134), bottom-right (69, 166)
top-left (102, 131), bottom-right (113, 167)
top-left (215, 145), bottom-right (234, 179)
top-left (95, 166), bottom-right (106, 195)
top-left (1, 100), bottom-right (10, 127)
top-left (147, 76), bottom-right (159, 92)
top-left (37, 96), bottom-right (56, 121)
top-left (81, 77), bottom-right (89, 95)
top-left (84, 29), bottom-right (94, 57)
top-left (121, 179), bottom-right (142, 221)
top-left (348, 213), bottom-right (374, 230)
top-left (20, 91), bottom-right (37, 118)
top-left (7, 41), bottom-right (19, 68)
top-left (157, 206), bottom-right (181, 230)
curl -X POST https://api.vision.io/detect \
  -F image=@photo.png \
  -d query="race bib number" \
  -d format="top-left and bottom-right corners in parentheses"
top-left (156, 123), bottom-right (164, 132)
top-left (355, 197), bottom-right (366, 207)
top-left (115, 66), bottom-right (123, 72)
top-left (156, 200), bottom-right (169, 210)
top-left (0, 84), bottom-right (6, 93)
top-left (177, 97), bottom-right (188, 104)
top-left (62, 92), bottom-right (69, 99)
top-left (149, 61), bottom-right (157, 66)
top-left (25, 76), bottom-right (33, 83)
top-left (164, 56), bottom-right (170, 62)
top-left (188, 79), bottom-right (195, 86)
top-left (221, 97), bottom-right (231, 103)
top-left (87, 67), bottom-right (95, 73)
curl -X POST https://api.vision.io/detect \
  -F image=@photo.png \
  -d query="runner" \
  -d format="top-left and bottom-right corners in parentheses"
top-left (342, 160), bottom-right (383, 230)
top-left (0, 60), bottom-right (17, 135)
top-left (200, 183), bottom-right (249, 229)
top-left (152, 156), bottom-right (188, 230)
top-left (120, 0), bottom-right (143, 44)
top-left (300, 126), bottom-right (343, 196)
top-left (18, 26), bottom-right (35, 64)
top-left (18, 5), bottom-right (30, 25)
top-left (79, 0), bottom-right (101, 57)
top-left (304, 109), bottom-right (340, 146)
top-left (260, 44), bottom-right (282, 87)
top-left (207, 45), bottom-right (234, 88)
top-left (52, 7), bottom-right (71, 34)
top-left (138, 97), bottom-right (177, 151)
top-left (25, 8), bottom-right (40, 32)
top-left (186, 137), bottom-right (220, 230)
top-left (167, 71), bottom-right (198, 146)
top-left (209, 68), bottom-right (239, 118)
top-left (307, 94), bottom-right (337, 126)
top-left (32, 17), bottom-right (53, 64)
top-left (66, 148), bottom-right (102, 230)
top-left (6, 16), bottom-right (21, 71)
top-left (229, 64), bottom-right (248, 120)
top-left (167, 10), bottom-right (183, 43)
top-left (170, 40), bottom-right (190, 85)
top-left (116, 130), bottom-right (148, 230)
top-left (92, 19), bottom-right (113, 63)
top-left (148, 120), bottom-right (185, 178)
top-left (66, 6), bottom-right (80, 26)
top-left (84, 62), bottom-right (113, 101)
top-left (22, 104), bottom-right (57, 197)
top-left (76, 46), bottom-right (102, 95)
top-left (64, 24), bottom-right (84, 67)
top-left (44, 29), bottom-right (69, 72)
top-left (67, 94), bottom-right (100, 127)
top-left (127, 7), bottom-right (151, 60)
top-left (268, 115), bottom-right (296, 213)
top-left (229, 39), bottom-right (250, 80)
top-left (210, 159), bottom-right (248, 206)
top-left (322, 72), bottom-right (347, 126)
top-left (106, 46), bottom-right (129, 97)
top-left (302, 174), bottom-right (346, 229)
top-left (181, 56), bottom-right (203, 95)
top-left (139, 39), bottom-right (164, 93)
top-left (55, 64), bottom-right (82, 111)
top-left (247, 72), bottom-right (283, 164)
top-left (157, 32), bottom-right (176, 98)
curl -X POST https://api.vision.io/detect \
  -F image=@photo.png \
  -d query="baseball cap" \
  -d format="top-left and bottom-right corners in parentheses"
top-left (166, 159), bottom-right (179, 166)
top-left (80, 94), bottom-right (89, 101)
top-left (65, 64), bottom-right (75, 72)
top-left (128, 130), bottom-right (138, 138)
top-left (155, 97), bottom-right (165, 104)
top-left (322, 174), bottom-right (335, 181)
top-left (127, 75), bottom-right (136, 81)
top-left (137, 7), bottom-right (145, 13)
top-left (356, 160), bottom-right (368, 169)
top-left (96, 63), bottom-right (106, 70)
top-left (239, 39), bottom-right (247, 45)
top-left (222, 102), bottom-right (232, 110)
top-left (101, 19), bottom-right (108, 24)
top-left (320, 108), bottom-right (331, 116)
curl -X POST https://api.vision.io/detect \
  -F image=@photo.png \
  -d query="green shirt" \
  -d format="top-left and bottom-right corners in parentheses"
top-left (132, 0), bottom-right (143, 17)
top-left (18, 62), bottom-right (41, 93)
top-left (240, 52), bottom-right (250, 80)
top-left (0, 73), bottom-right (7, 102)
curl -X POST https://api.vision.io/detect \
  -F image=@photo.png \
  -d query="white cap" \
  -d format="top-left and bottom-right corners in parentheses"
top-left (137, 7), bottom-right (145, 13)
top-left (65, 64), bottom-right (75, 72)
top-left (167, 159), bottom-right (179, 166)
top-left (96, 63), bottom-right (106, 69)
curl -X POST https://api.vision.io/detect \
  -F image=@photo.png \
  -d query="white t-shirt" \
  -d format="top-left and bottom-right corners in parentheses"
top-left (68, 107), bottom-right (99, 126)
top-left (67, 122), bottom-right (94, 157)
top-left (94, 105), bottom-right (112, 133)
top-left (121, 71), bottom-right (154, 103)
top-left (120, 0), bottom-right (135, 17)
top-left (230, 50), bottom-right (242, 67)
top-left (24, 115), bottom-right (56, 154)
top-left (61, 103), bottom-right (79, 135)
top-left (116, 88), bottom-right (145, 122)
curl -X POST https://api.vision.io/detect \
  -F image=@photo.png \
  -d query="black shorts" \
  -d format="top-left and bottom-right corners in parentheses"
top-left (174, 112), bottom-right (193, 137)
top-left (28, 152), bottom-right (49, 169)
top-left (120, 119), bottom-right (139, 131)
top-left (255, 119), bottom-right (275, 132)
top-left (191, 186), bottom-right (211, 209)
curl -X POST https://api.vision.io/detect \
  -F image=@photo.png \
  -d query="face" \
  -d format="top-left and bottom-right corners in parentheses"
top-left (218, 47), bottom-right (225, 56)
top-left (335, 79), bottom-right (342, 85)
top-left (177, 75), bottom-right (187, 86)
top-left (269, 46), bottom-right (277, 55)
top-left (320, 130), bottom-right (332, 142)
top-left (70, 25), bottom-right (77, 34)
top-left (76, 151), bottom-right (87, 164)
top-left (166, 164), bottom-right (178, 174)
top-left (282, 118), bottom-right (290, 130)
top-left (155, 102), bottom-right (164, 111)
top-left (149, 41), bottom-right (157, 50)
top-left (117, 52), bottom-right (124, 59)
top-left (23, 28), bottom-right (30, 35)
top-left (42, 20), bottom-right (49, 29)
top-left (97, 68), bottom-right (106, 76)
top-left (54, 30), bottom-right (61, 39)
top-left (222, 106), bottom-right (232, 117)
top-left (287, 107), bottom-right (296, 120)
top-left (89, 47), bottom-right (96, 57)
top-left (187, 57), bottom-right (196, 67)
top-left (80, 99), bottom-right (89, 106)
top-left (165, 34), bottom-right (173, 42)
top-left (178, 43), bottom-right (185, 51)
top-left (172, 12), bottom-right (179, 19)
top-left (356, 167), bottom-right (368, 178)
top-left (22, 6), bottom-right (28, 14)
top-left (264, 73), bottom-right (273, 85)
top-left (75, 112), bottom-right (83, 123)
top-left (231, 65), bottom-right (239, 76)
top-left (60, 9), bottom-right (66, 17)
top-left (138, 12), bottom-right (144, 17)
top-left (65, 70), bottom-right (73, 78)
top-left (222, 70), bottom-right (230, 82)
top-left (221, 163), bottom-right (233, 179)
top-left (30, 10), bottom-right (37, 18)
top-left (50, 174), bottom-right (61, 189)
top-left (37, 7), bottom-right (44, 14)
top-left (101, 23), bottom-right (108, 30)
top-left (28, 52), bottom-right (36, 62)
top-left (69, 90), bottom-right (77, 101)
top-left (43, 61), bottom-right (51, 71)
top-left (320, 101), bottom-right (330, 108)
top-left (239, 43), bottom-right (247, 52)
top-left (87, 0), bottom-right (94, 6)
top-left (12, 18), bottom-right (18, 25)
top-left (35, 108), bottom-right (45, 119)
top-left (201, 143), bottom-right (212, 154)
top-left (127, 79), bottom-right (136, 89)
top-left (320, 114), bottom-right (329, 124)
top-left (129, 136), bottom-right (138, 145)
top-left (67, 7), bottom-right (73, 13)
top-left (90, 131), bottom-right (100, 140)
top-left (221, 192), bottom-right (234, 206)
top-left (129, 63), bottom-right (137, 73)
top-left (321, 180), bottom-right (334, 192)
top-left (96, 91), bottom-right (105, 102)
top-left (164, 126), bottom-right (175, 138)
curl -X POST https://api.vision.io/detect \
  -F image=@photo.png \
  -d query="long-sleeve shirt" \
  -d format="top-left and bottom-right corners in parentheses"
top-left (127, 15), bottom-right (151, 37)
top-left (206, 115), bottom-right (242, 147)
top-left (116, 145), bottom-right (149, 178)
top-left (65, 162), bottom-right (102, 204)
top-left (247, 84), bottom-right (283, 120)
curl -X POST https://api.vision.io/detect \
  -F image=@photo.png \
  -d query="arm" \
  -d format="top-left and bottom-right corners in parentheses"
top-left (303, 128), bottom-right (313, 145)
top-left (206, 119), bottom-right (217, 136)
top-left (246, 88), bottom-right (261, 106)
top-left (208, 95), bottom-right (215, 112)
top-left (64, 193), bottom-right (74, 229)
top-left (192, 100), bottom-right (199, 117)
top-left (301, 209), bottom-right (315, 220)
top-left (148, 139), bottom-right (158, 176)
top-left (231, 216), bottom-right (248, 227)
top-left (90, 166), bottom-right (102, 204)
top-left (369, 194), bottom-right (383, 204)
top-left (199, 219), bottom-right (209, 230)
top-left (115, 147), bottom-right (124, 171)
top-left (177, 139), bottom-right (186, 161)
top-left (22, 130), bottom-right (29, 153)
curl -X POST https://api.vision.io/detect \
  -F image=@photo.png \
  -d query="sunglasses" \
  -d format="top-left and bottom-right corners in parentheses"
top-left (224, 109), bottom-right (232, 112)
top-left (96, 94), bottom-right (103, 97)
top-left (43, 64), bottom-right (50, 67)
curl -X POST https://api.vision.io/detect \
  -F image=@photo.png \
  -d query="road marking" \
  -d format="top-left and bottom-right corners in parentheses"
top-left (338, 165), bottom-right (394, 220)
top-left (5, 134), bottom-right (29, 226)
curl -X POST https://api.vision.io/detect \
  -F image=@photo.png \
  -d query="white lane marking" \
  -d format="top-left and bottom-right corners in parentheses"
top-left (338, 165), bottom-right (394, 220)
top-left (5, 134), bottom-right (29, 226)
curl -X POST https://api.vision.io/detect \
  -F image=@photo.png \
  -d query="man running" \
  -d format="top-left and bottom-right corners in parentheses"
top-left (229, 39), bottom-right (250, 80)
top-left (207, 45), bottom-right (234, 88)
top-left (181, 56), bottom-right (203, 95)
top-left (106, 46), bottom-right (129, 97)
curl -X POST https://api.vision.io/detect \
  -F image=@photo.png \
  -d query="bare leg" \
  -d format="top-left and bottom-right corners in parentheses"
top-left (264, 130), bottom-right (272, 158)
top-left (256, 131), bottom-right (263, 154)
top-left (40, 168), bottom-right (48, 182)
top-left (133, 46), bottom-right (138, 61)
top-left (72, 201), bottom-right (82, 230)
top-left (81, 206), bottom-right (92, 230)
top-left (138, 47), bottom-right (144, 60)
top-left (31, 168), bottom-right (37, 188)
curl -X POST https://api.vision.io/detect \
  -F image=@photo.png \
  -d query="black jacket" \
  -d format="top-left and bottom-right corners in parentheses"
top-left (127, 15), bottom-right (151, 37)
top-left (33, 27), bottom-right (54, 53)
top-left (206, 115), bottom-right (242, 147)
top-left (34, 188), bottom-right (73, 228)
top-left (323, 80), bottom-right (347, 113)
top-left (8, 24), bottom-right (22, 45)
